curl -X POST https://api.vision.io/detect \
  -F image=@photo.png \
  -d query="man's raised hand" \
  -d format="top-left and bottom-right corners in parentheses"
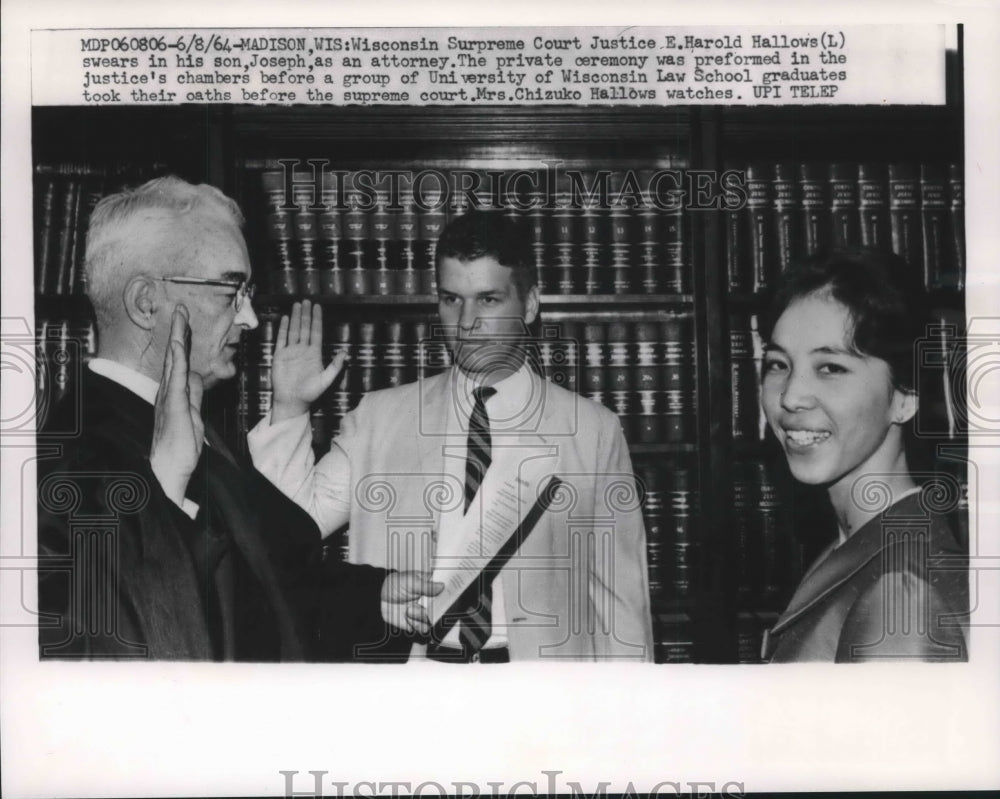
top-left (271, 300), bottom-right (346, 424)
top-left (150, 304), bottom-right (204, 507)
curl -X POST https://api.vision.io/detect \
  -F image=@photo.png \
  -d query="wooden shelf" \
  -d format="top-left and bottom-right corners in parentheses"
top-left (629, 443), bottom-right (697, 456)
top-left (255, 293), bottom-right (694, 307)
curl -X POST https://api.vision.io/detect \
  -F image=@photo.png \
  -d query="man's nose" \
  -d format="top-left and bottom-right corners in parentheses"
top-left (459, 305), bottom-right (480, 334)
top-left (235, 299), bottom-right (259, 331)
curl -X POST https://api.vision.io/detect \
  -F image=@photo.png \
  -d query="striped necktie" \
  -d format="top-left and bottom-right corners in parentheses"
top-left (464, 385), bottom-right (496, 513)
top-left (459, 384), bottom-right (497, 654)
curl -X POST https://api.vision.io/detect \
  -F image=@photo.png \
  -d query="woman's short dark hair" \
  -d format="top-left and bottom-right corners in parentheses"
top-left (435, 209), bottom-right (537, 299)
top-left (759, 248), bottom-right (932, 394)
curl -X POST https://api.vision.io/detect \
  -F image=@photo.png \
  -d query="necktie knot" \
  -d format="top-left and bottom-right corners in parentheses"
top-left (473, 385), bottom-right (497, 405)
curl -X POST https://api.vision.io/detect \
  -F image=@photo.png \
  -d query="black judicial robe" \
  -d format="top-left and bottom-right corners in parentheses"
top-left (37, 371), bottom-right (387, 661)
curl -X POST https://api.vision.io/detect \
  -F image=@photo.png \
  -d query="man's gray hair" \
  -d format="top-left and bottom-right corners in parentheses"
top-left (85, 175), bottom-right (245, 332)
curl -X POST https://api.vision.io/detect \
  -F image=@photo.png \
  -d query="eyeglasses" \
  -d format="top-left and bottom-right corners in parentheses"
top-left (156, 276), bottom-right (256, 312)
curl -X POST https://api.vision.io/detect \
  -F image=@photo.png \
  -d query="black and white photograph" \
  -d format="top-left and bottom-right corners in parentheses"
top-left (3, 1), bottom-right (999, 796)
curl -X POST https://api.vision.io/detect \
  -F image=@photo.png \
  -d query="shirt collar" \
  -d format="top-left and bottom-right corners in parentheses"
top-left (88, 358), bottom-right (160, 406)
top-left (451, 361), bottom-right (536, 427)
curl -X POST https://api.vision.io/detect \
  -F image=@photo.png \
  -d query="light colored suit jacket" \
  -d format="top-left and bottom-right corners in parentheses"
top-left (253, 367), bottom-right (653, 662)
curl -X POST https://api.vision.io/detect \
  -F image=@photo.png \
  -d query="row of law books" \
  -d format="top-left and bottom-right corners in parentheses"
top-left (726, 161), bottom-right (965, 293)
top-left (255, 166), bottom-right (691, 297)
top-left (240, 315), bottom-right (698, 447)
top-left (33, 163), bottom-right (168, 296)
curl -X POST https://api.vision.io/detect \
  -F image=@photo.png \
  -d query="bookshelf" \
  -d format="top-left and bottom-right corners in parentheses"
top-left (32, 95), bottom-right (966, 664)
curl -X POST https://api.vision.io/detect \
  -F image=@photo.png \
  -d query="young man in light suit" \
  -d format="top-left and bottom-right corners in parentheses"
top-left (250, 210), bottom-right (653, 662)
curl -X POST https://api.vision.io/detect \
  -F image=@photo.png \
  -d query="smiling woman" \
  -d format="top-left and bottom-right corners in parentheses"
top-left (757, 249), bottom-right (968, 662)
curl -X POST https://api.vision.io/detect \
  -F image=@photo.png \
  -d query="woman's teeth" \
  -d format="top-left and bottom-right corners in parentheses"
top-left (785, 429), bottom-right (831, 446)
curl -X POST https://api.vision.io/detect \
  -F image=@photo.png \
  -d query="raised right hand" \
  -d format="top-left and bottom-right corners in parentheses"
top-left (271, 300), bottom-right (346, 423)
top-left (150, 304), bottom-right (204, 507)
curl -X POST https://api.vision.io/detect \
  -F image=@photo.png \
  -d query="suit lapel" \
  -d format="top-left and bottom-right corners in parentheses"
top-left (416, 372), bottom-right (454, 535)
top-left (769, 520), bottom-right (887, 636)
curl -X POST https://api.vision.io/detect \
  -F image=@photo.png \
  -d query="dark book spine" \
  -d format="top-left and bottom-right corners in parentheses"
top-left (654, 613), bottom-right (695, 664)
top-left (753, 460), bottom-right (784, 602)
top-left (638, 464), bottom-right (665, 610)
top-left (581, 322), bottom-right (607, 407)
top-left (54, 178), bottom-right (81, 295)
top-left (292, 177), bottom-right (321, 296)
top-left (540, 320), bottom-right (578, 393)
top-left (47, 319), bottom-right (73, 404)
top-left (413, 318), bottom-right (449, 381)
top-left (724, 165), bottom-right (748, 294)
top-left (318, 171), bottom-right (345, 296)
top-left (580, 203), bottom-right (606, 295)
top-left (662, 315), bottom-right (694, 443)
top-left (797, 163), bottom-right (827, 257)
top-left (888, 163), bottom-right (923, 272)
top-left (35, 316), bottom-right (51, 400)
top-left (35, 172), bottom-right (59, 294)
top-left (771, 163), bottom-right (797, 274)
top-left (633, 320), bottom-right (662, 444)
top-left (606, 321), bottom-right (633, 441)
top-left (732, 461), bottom-right (758, 603)
top-left (74, 175), bottom-right (105, 295)
top-left (948, 163), bottom-right (965, 292)
top-left (526, 191), bottom-right (550, 294)
top-left (343, 178), bottom-right (372, 297)
top-left (417, 185), bottom-right (447, 295)
top-left (744, 164), bottom-right (771, 293)
top-left (354, 321), bottom-right (378, 396)
top-left (666, 465), bottom-right (698, 601)
top-left (260, 170), bottom-right (297, 295)
top-left (828, 162), bottom-right (859, 249)
top-left (634, 172), bottom-right (662, 295)
top-left (857, 162), bottom-right (889, 251)
top-left (920, 163), bottom-right (949, 290)
top-left (550, 177), bottom-right (578, 295)
top-left (382, 319), bottom-right (413, 389)
top-left (236, 338), bottom-right (250, 445)
top-left (371, 188), bottom-right (396, 296)
top-left (252, 312), bottom-right (279, 427)
top-left (327, 321), bottom-right (354, 432)
top-left (661, 195), bottom-right (687, 294)
top-left (729, 314), bottom-right (758, 442)
top-left (396, 192), bottom-right (420, 296)
top-left (607, 172), bottom-right (634, 296)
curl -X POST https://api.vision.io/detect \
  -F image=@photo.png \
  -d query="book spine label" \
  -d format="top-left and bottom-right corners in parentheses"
top-left (889, 164), bottom-right (923, 272)
top-left (920, 164), bottom-right (949, 289)
top-left (857, 164), bottom-right (888, 251)
top-left (772, 166), bottom-right (797, 274)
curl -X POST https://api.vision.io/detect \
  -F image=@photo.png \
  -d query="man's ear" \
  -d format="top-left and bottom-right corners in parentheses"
top-left (124, 275), bottom-right (159, 331)
top-left (523, 284), bottom-right (540, 327)
top-left (892, 388), bottom-right (918, 426)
